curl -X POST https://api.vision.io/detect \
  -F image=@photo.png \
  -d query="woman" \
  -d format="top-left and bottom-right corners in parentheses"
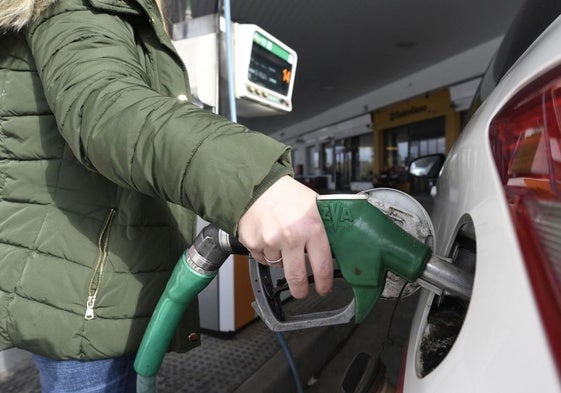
top-left (0, 1), bottom-right (333, 391)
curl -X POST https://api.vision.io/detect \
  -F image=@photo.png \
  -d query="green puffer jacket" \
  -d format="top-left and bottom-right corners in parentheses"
top-left (0, 0), bottom-right (292, 360)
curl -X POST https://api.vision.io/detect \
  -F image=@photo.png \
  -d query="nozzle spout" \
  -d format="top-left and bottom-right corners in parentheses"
top-left (418, 256), bottom-right (473, 300)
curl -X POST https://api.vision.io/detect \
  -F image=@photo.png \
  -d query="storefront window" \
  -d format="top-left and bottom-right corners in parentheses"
top-left (334, 140), bottom-right (349, 189)
top-left (383, 116), bottom-right (445, 171)
top-left (321, 141), bottom-right (333, 176)
top-left (305, 145), bottom-right (318, 175)
top-left (320, 133), bottom-right (376, 190)
top-left (352, 133), bottom-right (374, 182)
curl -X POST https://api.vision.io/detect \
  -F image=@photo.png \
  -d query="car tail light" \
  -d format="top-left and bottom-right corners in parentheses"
top-left (489, 66), bottom-right (561, 378)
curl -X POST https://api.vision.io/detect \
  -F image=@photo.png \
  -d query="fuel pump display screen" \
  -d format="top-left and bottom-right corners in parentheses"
top-left (248, 32), bottom-right (294, 95)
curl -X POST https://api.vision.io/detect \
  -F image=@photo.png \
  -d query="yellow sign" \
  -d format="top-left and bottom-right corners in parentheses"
top-left (373, 89), bottom-right (452, 130)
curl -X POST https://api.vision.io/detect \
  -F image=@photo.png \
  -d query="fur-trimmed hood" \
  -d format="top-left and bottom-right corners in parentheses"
top-left (0, 0), bottom-right (165, 31)
top-left (0, 0), bottom-right (58, 30)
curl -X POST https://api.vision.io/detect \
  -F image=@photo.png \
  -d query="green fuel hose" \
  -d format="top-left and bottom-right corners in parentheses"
top-left (134, 225), bottom-right (245, 392)
top-left (134, 252), bottom-right (216, 378)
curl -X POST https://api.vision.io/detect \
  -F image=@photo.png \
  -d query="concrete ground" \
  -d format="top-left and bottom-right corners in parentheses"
top-left (305, 292), bottom-right (419, 392)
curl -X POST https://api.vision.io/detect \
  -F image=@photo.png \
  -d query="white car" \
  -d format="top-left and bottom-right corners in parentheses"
top-left (398, 0), bottom-right (561, 392)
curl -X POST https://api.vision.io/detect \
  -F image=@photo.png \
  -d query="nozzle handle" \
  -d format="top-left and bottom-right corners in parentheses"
top-left (249, 195), bottom-right (432, 331)
top-left (249, 258), bottom-right (356, 331)
top-left (317, 195), bottom-right (431, 322)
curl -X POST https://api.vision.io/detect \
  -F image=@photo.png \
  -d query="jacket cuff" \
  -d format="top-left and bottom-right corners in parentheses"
top-left (249, 160), bottom-right (294, 207)
top-left (232, 160), bottom-right (294, 236)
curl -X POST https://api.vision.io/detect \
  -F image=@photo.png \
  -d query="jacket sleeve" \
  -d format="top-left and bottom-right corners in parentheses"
top-left (26, 3), bottom-right (293, 235)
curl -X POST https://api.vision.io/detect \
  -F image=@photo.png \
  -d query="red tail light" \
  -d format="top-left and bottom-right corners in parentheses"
top-left (490, 67), bottom-right (561, 378)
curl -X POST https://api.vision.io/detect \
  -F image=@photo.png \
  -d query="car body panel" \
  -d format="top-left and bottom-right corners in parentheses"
top-left (401, 12), bottom-right (561, 393)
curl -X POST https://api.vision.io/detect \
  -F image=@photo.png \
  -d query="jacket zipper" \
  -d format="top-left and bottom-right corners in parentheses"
top-left (85, 208), bottom-right (117, 320)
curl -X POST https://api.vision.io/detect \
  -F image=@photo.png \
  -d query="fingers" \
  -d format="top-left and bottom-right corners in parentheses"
top-left (304, 222), bottom-right (333, 296)
top-left (281, 212), bottom-right (333, 298)
top-left (237, 176), bottom-right (334, 299)
top-left (281, 247), bottom-right (309, 299)
top-left (256, 221), bottom-right (332, 299)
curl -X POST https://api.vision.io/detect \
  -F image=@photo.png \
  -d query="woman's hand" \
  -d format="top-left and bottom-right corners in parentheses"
top-left (237, 176), bottom-right (333, 299)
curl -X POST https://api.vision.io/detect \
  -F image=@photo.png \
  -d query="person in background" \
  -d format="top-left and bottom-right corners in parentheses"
top-left (0, 1), bottom-right (333, 391)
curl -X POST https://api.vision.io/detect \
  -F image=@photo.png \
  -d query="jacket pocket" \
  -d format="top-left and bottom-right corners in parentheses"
top-left (84, 208), bottom-right (117, 320)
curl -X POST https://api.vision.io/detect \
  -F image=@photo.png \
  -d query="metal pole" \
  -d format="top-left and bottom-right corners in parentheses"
top-left (223, 0), bottom-right (237, 122)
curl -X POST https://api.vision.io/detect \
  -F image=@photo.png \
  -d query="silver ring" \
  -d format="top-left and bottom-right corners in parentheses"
top-left (264, 255), bottom-right (282, 265)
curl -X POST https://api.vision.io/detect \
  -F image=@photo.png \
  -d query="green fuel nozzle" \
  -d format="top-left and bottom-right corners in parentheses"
top-left (317, 194), bottom-right (431, 322)
top-left (250, 193), bottom-right (472, 331)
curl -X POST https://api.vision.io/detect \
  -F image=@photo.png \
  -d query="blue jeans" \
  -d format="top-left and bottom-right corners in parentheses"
top-left (32, 353), bottom-right (137, 393)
